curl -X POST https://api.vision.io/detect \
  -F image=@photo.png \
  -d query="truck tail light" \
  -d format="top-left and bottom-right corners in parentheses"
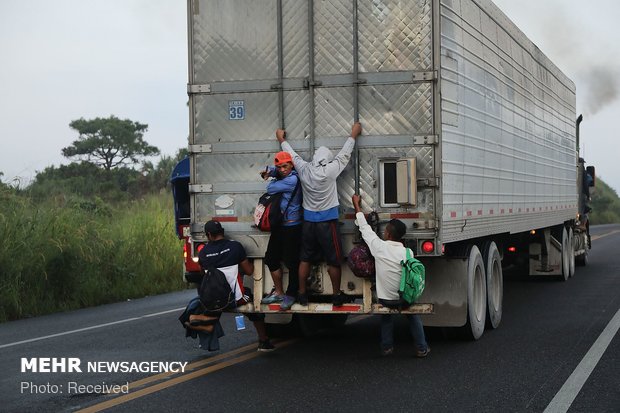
top-left (192, 243), bottom-right (205, 262)
top-left (508, 246), bottom-right (517, 253)
top-left (421, 241), bottom-right (434, 254)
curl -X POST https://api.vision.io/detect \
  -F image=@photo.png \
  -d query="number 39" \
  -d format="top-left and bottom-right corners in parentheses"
top-left (229, 106), bottom-right (244, 120)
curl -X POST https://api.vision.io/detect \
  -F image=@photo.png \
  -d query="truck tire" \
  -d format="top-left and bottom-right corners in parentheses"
top-left (568, 228), bottom-right (575, 277)
top-left (560, 226), bottom-right (570, 281)
top-left (461, 245), bottom-right (487, 340)
top-left (575, 247), bottom-right (588, 266)
top-left (483, 241), bottom-right (503, 329)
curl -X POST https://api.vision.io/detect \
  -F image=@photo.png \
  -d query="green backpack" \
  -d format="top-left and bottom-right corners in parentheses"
top-left (399, 248), bottom-right (426, 304)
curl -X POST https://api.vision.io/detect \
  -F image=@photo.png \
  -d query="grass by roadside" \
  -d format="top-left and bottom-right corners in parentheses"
top-left (0, 190), bottom-right (184, 322)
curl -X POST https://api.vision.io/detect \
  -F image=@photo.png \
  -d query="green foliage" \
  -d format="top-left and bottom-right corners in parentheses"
top-left (589, 178), bottom-right (620, 224)
top-left (142, 156), bottom-right (178, 192)
top-left (26, 163), bottom-right (152, 202)
top-left (0, 191), bottom-right (184, 322)
top-left (63, 115), bottom-right (160, 170)
top-left (1, 128), bottom-right (190, 321)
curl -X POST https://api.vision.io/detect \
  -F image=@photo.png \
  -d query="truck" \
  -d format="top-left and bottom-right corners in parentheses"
top-left (173, 0), bottom-right (595, 339)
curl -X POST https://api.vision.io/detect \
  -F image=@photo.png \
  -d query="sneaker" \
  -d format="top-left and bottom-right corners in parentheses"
top-left (257, 339), bottom-right (275, 352)
top-left (279, 295), bottom-right (296, 310)
top-left (332, 291), bottom-right (348, 307)
top-left (381, 347), bottom-right (394, 357)
top-left (297, 293), bottom-right (308, 306)
top-left (415, 346), bottom-right (430, 358)
top-left (261, 292), bottom-right (284, 304)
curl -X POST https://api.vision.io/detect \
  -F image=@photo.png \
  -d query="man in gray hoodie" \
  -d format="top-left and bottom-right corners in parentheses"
top-left (276, 122), bottom-right (362, 306)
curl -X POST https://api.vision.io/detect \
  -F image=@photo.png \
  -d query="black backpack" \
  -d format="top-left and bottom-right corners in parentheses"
top-left (254, 192), bottom-right (285, 232)
top-left (198, 267), bottom-right (235, 311)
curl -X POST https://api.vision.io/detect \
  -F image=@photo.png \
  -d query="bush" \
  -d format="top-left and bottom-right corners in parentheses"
top-left (0, 190), bottom-right (183, 322)
top-left (589, 177), bottom-right (620, 224)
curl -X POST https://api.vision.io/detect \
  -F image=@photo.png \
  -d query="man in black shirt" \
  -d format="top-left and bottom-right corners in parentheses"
top-left (198, 220), bottom-right (274, 352)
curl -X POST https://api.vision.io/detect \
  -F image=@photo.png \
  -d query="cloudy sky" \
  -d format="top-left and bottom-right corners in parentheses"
top-left (1, 0), bottom-right (619, 193)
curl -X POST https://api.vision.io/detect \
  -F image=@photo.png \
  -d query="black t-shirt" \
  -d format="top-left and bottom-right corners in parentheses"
top-left (197, 238), bottom-right (247, 299)
top-left (198, 238), bottom-right (247, 269)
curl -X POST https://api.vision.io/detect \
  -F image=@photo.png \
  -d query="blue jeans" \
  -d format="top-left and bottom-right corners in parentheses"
top-left (380, 314), bottom-right (428, 352)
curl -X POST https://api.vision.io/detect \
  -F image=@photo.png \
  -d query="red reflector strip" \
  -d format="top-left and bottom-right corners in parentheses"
top-left (332, 304), bottom-right (361, 311)
top-left (266, 304), bottom-right (362, 312)
top-left (345, 213), bottom-right (421, 220)
top-left (390, 213), bottom-right (420, 219)
top-left (212, 216), bottom-right (238, 222)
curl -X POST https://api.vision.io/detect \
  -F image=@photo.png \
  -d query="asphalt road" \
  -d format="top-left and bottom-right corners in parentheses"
top-left (1, 225), bottom-right (619, 413)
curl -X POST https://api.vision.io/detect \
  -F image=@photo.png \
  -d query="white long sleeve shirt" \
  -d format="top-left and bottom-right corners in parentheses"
top-left (355, 212), bottom-right (408, 301)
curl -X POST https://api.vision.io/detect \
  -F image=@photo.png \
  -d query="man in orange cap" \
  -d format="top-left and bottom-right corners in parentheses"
top-left (259, 150), bottom-right (303, 310)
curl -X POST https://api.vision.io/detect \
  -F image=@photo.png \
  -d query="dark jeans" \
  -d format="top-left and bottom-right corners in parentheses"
top-left (380, 314), bottom-right (428, 352)
top-left (264, 224), bottom-right (302, 296)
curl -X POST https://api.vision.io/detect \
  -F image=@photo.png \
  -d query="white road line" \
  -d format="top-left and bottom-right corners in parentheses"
top-left (544, 307), bottom-right (620, 413)
top-left (0, 307), bottom-right (184, 349)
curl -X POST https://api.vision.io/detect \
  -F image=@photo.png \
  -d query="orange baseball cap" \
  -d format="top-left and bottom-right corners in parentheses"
top-left (274, 151), bottom-right (293, 165)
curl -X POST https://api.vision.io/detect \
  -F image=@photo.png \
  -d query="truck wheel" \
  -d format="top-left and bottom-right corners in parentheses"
top-left (568, 228), bottom-right (575, 277)
top-left (576, 247), bottom-right (588, 266)
top-left (483, 241), bottom-right (503, 329)
top-left (461, 245), bottom-right (487, 340)
top-left (560, 226), bottom-right (570, 281)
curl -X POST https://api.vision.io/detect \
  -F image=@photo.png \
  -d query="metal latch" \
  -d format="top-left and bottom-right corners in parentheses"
top-left (303, 79), bottom-right (323, 88)
top-left (189, 144), bottom-right (212, 154)
top-left (189, 184), bottom-right (213, 194)
top-left (417, 178), bottom-right (439, 188)
top-left (412, 71), bottom-right (437, 81)
top-left (413, 135), bottom-right (438, 145)
top-left (187, 84), bottom-right (212, 94)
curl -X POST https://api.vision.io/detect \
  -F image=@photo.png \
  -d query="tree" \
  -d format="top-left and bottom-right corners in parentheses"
top-left (62, 116), bottom-right (160, 170)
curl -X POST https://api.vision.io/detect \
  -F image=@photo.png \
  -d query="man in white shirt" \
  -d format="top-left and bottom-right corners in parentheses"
top-left (352, 194), bottom-right (430, 357)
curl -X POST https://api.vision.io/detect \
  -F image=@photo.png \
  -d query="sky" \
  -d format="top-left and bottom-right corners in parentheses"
top-left (1, 0), bottom-right (619, 193)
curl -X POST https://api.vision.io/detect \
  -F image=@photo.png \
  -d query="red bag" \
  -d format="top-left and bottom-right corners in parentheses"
top-left (347, 243), bottom-right (376, 278)
top-left (253, 192), bottom-right (284, 232)
top-left (253, 180), bottom-right (300, 232)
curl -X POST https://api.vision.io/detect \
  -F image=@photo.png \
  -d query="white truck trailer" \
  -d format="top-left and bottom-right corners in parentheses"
top-left (182, 0), bottom-right (594, 339)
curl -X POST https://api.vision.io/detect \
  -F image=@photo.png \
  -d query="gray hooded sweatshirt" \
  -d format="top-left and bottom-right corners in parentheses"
top-left (281, 137), bottom-right (355, 217)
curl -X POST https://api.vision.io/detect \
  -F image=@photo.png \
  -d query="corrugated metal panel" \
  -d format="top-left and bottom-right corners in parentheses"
top-left (191, 0), bottom-right (278, 82)
top-left (189, 0), bottom-right (437, 242)
top-left (357, 0), bottom-right (433, 72)
top-left (439, 0), bottom-right (577, 243)
top-left (188, 0), bottom-right (576, 247)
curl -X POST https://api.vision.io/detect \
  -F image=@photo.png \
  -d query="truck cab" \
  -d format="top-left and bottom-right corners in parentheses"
top-left (170, 157), bottom-right (202, 282)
